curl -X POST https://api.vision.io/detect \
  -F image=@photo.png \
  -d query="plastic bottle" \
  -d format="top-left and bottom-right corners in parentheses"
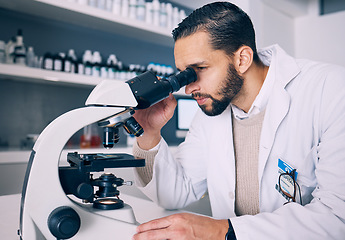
top-left (14, 29), bottom-right (26, 66)
top-left (112, 0), bottom-right (121, 15)
top-left (179, 9), bottom-right (186, 22)
top-left (156, 64), bottom-right (162, 77)
top-left (129, 64), bottom-right (136, 77)
top-left (136, 0), bottom-right (145, 21)
top-left (83, 50), bottom-right (93, 75)
top-left (64, 54), bottom-right (72, 73)
top-left (71, 49), bottom-right (78, 73)
top-left (5, 36), bottom-right (16, 64)
top-left (147, 62), bottom-right (155, 73)
top-left (26, 46), bottom-right (35, 67)
top-left (97, 0), bottom-right (106, 10)
top-left (107, 54), bottom-right (118, 79)
top-left (152, 0), bottom-right (160, 26)
top-left (129, 0), bottom-right (137, 19)
top-left (88, 0), bottom-right (97, 8)
top-left (92, 51), bottom-right (102, 77)
top-left (159, 3), bottom-right (167, 28)
top-left (105, 0), bottom-right (113, 11)
top-left (53, 52), bottom-right (64, 71)
top-left (0, 40), bottom-right (5, 63)
top-left (172, 7), bottom-right (179, 29)
top-left (34, 56), bottom-right (40, 68)
top-left (145, 2), bottom-right (153, 25)
top-left (166, 3), bottom-right (173, 30)
top-left (77, 57), bottom-right (84, 75)
top-left (42, 52), bottom-right (54, 70)
top-left (65, 49), bottom-right (77, 73)
top-left (121, 0), bottom-right (129, 17)
top-left (100, 63), bottom-right (108, 78)
top-left (117, 61), bottom-right (126, 80)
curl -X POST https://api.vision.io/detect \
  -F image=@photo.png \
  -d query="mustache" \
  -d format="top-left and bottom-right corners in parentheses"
top-left (192, 92), bottom-right (213, 99)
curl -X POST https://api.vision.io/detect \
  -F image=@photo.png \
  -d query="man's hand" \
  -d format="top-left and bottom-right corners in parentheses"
top-left (132, 213), bottom-right (228, 240)
top-left (134, 93), bottom-right (177, 150)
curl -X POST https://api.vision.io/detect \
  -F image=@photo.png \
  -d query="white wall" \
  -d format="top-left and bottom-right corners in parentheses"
top-left (250, 2), bottom-right (295, 55)
top-left (295, 4), bottom-right (345, 67)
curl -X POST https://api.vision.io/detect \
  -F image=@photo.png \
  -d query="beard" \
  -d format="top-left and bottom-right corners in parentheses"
top-left (192, 64), bottom-right (244, 116)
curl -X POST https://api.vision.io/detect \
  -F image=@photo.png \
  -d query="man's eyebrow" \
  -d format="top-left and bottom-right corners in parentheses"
top-left (177, 61), bottom-right (207, 72)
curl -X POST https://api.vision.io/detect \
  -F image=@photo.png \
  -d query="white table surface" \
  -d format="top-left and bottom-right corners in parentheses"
top-left (0, 193), bottom-right (182, 240)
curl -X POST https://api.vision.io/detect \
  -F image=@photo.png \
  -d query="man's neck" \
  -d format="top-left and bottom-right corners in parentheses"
top-left (232, 62), bottom-right (269, 113)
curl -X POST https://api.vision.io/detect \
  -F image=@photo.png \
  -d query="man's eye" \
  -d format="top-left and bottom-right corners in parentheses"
top-left (197, 67), bottom-right (206, 70)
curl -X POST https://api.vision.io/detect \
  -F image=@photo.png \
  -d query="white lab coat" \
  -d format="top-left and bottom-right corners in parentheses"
top-left (134, 45), bottom-right (345, 239)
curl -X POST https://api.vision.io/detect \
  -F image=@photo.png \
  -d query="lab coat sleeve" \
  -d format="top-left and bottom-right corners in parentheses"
top-left (133, 109), bottom-right (209, 210)
top-left (231, 66), bottom-right (345, 240)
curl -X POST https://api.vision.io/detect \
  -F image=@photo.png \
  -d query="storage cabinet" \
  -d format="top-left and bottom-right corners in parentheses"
top-left (0, 0), bottom-right (174, 46)
top-left (0, 0), bottom-right (187, 148)
top-left (0, 0), bottom-right (177, 85)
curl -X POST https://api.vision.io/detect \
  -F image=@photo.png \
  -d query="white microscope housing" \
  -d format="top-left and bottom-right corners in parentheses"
top-left (19, 68), bottom-right (197, 239)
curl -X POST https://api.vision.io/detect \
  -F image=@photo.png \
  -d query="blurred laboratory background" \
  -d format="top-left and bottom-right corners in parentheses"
top-left (0, 0), bottom-right (344, 195)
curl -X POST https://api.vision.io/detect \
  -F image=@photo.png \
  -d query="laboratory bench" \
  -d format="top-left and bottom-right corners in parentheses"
top-left (0, 193), bottom-right (182, 239)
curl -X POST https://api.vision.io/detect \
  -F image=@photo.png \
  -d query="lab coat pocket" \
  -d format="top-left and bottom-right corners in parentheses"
top-left (295, 147), bottom-right (318, 205)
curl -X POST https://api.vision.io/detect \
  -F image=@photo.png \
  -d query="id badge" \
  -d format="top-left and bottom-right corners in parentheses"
top-left (275, 159), bottom-right (298, 199)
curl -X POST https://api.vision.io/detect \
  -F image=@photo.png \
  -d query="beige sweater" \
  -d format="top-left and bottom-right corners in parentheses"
top-left (232, 110), bottom-right (265, 216)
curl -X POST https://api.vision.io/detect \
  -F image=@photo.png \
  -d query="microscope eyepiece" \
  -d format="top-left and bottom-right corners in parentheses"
top-left (167, 67), bottom-right (197, 92)
top-left (126, 67), bottom-right (197, 109)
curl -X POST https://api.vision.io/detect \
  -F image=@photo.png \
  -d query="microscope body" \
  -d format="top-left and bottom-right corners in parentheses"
top-left (20, 88), bottom-right (139, 239)
top-left (19, 69), bottom-right (197, 239)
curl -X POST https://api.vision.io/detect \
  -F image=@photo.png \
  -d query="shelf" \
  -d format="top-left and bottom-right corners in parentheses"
top-left (0, 0), bottom-right (174, 47)
top-left (0, 63), bottom-right (188, 95)
top-left (0, 63), bottom-right (106, 87)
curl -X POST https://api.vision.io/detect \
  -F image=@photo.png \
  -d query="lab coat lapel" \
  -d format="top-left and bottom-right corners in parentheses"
top-left (258, 81), bottom-right (290, 182)
top-left (258, 45), bottom-right (300, 183)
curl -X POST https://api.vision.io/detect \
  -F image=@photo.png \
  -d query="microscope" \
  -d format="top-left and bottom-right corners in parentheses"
top-left (19, 68), bottom-right (197, 239)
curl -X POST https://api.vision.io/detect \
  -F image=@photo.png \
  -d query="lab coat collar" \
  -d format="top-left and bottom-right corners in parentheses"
top-left (258, 44), bottom-right (300, 88)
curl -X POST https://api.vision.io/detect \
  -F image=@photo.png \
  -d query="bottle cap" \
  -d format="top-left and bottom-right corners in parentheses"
top-left (83, 50), bottom-right (92, 63)
top-left (92, 51), bottom-right (102, 64)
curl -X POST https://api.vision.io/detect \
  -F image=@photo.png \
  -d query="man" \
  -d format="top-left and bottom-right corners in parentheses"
top-left (132, 2), bottom-right (345, 239)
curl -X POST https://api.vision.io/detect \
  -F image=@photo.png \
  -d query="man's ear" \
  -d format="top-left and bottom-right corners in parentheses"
top-left (233, 46), bottom-right (253, 74)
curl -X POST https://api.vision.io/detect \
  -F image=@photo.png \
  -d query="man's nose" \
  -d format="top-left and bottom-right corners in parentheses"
top-left (185, 81), bottom-right (200, 95)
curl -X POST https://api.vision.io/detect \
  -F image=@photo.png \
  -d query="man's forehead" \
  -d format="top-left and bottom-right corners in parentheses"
top-left (174, 32), bottom-right (212, 69)
top-left (174, 31), bottom-right (210, 48)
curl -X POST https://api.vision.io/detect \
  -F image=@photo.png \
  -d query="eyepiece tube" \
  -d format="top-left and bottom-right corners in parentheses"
top-left (167, 67), bottom-right (197, 92)
top-left (126, 67), bottom-right (197, 109)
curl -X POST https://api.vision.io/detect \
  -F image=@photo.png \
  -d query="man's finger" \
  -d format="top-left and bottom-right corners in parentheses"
top-left (133, 228), bottom-right (170, 240)
top-left (136, 216), bottom-right (172, 233)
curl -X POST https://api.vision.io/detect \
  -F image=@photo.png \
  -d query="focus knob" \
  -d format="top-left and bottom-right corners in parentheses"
top-left (48, 206), bottom-right (81, 239)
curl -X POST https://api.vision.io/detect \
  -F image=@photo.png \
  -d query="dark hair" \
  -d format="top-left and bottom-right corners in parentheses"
top-left (172, 2), bottom-right (260, 63)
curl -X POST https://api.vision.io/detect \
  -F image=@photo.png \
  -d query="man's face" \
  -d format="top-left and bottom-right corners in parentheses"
top-left (174, 31), bottom-right (244, 116)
